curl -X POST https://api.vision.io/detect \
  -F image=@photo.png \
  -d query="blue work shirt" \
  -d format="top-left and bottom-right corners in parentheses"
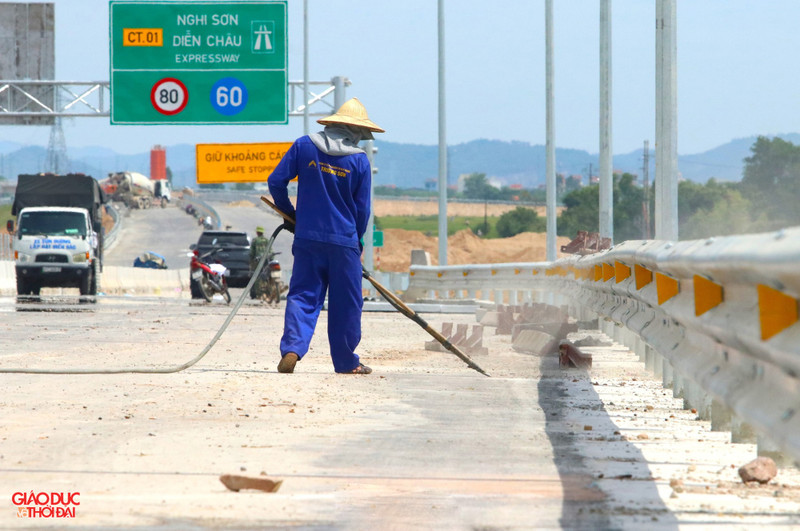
top-left (268, 135), bottom-right (371, 250)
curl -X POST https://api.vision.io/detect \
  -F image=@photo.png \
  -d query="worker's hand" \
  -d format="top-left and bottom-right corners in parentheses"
top-left (281, 221), bottom-right (295, 234)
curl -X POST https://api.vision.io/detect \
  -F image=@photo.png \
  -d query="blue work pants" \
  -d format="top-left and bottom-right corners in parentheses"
top-left (280, 238), bottom-right (363, 373)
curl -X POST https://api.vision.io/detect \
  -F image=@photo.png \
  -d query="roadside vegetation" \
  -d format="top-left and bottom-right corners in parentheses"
top-left (375, 215), bottom-right (500, 238)
top-left (556, 136), bottom-right (797, 241)
top-left (0, 204), bottom-right (11, 228)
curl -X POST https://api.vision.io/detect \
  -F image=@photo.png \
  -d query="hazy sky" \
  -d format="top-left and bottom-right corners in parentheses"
top-left (2, 0), bottom-right (800, 155)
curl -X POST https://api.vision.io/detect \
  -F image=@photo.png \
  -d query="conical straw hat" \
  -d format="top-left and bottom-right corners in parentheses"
top-left (317, 97), bottom-right (384, 133)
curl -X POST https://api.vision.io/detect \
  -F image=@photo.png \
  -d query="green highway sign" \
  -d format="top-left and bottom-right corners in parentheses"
top-left (109, 1), bottom-right (287, 125)
top-left (373, 230), bottom-right (384, 248)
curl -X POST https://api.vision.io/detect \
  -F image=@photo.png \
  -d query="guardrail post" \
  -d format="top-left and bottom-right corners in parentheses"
top-left (758, 435), bottom-right (795, 467)
top-left (731, 415), bottom-right (758, 444)
top-left (661, 357), bottom-right (674, 389)
top-left (644, 344), bottom-right (655, 372)
top-left (710, 400), bottom-right (732, 432)
top-left (683, 381), bottom-right (712, 420)
top-left (672, 370), bottom-right (685, 399)
top-left (652, 349), bottom-right (663, 378)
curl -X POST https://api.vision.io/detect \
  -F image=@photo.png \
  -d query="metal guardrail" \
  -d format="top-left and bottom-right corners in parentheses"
top-left (103, 203), bottom-right (122, 251)
top-left (408, 227), bottom-right (800, 461)
top-left (177, 196), bottom-right (221, 230)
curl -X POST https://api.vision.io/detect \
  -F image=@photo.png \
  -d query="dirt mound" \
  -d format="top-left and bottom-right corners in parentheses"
top-left (376, 229), bottom-right (570, 272)
top-left (373, 199), bottom-right (563, 218)
top-left (227, 200), bottom-right (256, 207)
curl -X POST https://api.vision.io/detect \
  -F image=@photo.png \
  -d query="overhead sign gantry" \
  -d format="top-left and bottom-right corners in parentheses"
top-left (109, 1), bottom-right (287, 125)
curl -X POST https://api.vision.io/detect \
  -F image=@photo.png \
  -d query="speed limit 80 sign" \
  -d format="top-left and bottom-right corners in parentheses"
top-left (150, 78), bottom-right (188, 115)
top-left (110, 1), bottom-right (287, 125)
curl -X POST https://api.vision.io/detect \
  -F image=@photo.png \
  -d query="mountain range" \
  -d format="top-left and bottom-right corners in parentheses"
top-left (2, 133), bottom-right (796, 192)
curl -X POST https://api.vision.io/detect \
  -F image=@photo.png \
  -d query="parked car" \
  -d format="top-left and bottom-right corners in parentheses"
top-left (193, 230), bottom-right (251, 288)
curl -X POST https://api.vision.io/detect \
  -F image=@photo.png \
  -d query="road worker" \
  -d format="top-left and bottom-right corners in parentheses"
top-left (249, 226), bottom-right (270, 295)
top-left (268, 98), bottom-right (383, 374)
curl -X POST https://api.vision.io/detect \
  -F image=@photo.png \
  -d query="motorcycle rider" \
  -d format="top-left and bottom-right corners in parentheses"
top-left (268, 97), bottom-right (383, 375)
top-left (250, 226), bottom-right (270, 296)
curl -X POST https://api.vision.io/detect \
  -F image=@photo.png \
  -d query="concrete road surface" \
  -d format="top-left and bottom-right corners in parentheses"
top-left (0, 294), bottom-right (798, 529)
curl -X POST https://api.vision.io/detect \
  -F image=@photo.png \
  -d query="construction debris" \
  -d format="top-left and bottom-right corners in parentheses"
top-left (219, 474), bottom-right (283, 493)
top-left (560, 230), bottom-right (612, 255)
top-left (738, 457), bottom-right (778, 485)
top-left (424, 323), bottom-right (488, 356)
top-left (559, 340), bottom-right (593, 370)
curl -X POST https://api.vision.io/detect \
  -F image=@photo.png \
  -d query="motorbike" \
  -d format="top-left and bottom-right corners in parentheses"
top-left (250, 227), bottom-right (286, 305)
top-left (190, 242), bottom-right (232, 304)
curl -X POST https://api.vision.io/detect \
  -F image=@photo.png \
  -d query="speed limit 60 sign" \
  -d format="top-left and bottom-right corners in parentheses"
top-left (110, 1), bottom-right (287, 124)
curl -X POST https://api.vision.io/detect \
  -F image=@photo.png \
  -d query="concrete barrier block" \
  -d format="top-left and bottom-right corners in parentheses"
top-left (479, 311), bottom-right (499, 327)
top-left (512, 329), bottom-right (558, 356)
top-left (0, 260), bottom-right (16, 296)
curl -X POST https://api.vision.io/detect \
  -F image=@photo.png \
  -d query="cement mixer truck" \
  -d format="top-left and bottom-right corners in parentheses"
top-left (101, 171), bottom-right (171, 209)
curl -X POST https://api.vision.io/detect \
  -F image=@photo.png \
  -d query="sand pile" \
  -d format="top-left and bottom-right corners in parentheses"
top-left (228, 200), bottom-right (256, 207)
top-left (375, 229), bottom-right (570, 272)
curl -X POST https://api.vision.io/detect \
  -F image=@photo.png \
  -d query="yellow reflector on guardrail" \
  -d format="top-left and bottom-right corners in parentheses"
top-left (758, 284), bottom-right (799, 340)
top-left (656, 272), bottom-right (679, 304)
top-left (694, 275), bottom-right (723, 316)
top-left (602, 263), bottom-right (615, 282)
top-left (635, 264), bottom-right (653, 290)
top-left (615, 261), bottom-right (631, 283)
top-left (594, 265), bottom-right (603, 281)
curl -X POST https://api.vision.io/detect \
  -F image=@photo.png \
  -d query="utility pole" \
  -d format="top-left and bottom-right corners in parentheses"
top-left (642, 140), bottom-right (651, 239)
top-left (437, 0), bottom-right (448, 265)
top-left (655, 0), bottom-right (678, 241)
top-left (303, 0), bottom-right (309, 135)
top-left (545, 0), bottom-right (556, 261)
top-left (598, 0), bottom-right (613, 244)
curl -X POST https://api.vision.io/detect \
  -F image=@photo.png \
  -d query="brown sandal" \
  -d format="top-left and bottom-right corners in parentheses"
top-left (350, 363), bottom-right (372, 375)
top-left (277, 353), bottom-right (298, 373)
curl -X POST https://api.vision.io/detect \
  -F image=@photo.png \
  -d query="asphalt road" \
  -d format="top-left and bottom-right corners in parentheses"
top-left (104, 198), bottom-right (294, 273)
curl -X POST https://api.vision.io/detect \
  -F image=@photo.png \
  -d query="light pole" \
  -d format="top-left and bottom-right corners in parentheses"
top-left (545, 0), bottom-right (556, 261)
top-left (437, 0), bottom-right (448, 265)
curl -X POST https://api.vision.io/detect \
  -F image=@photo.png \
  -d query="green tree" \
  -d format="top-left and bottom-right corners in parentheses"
top-left (557, 172), bottom-right (644, 242)
top-left (740, 136), bottom-right (800, 229)
top-left (681, 187), bottom-right (767, 239)
top-left (496, 206), bottom-right (545, 237)
top-left (462, 173), bottom-right (502, 200)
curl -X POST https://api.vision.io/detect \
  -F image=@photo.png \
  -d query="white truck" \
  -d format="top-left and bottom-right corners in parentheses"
top-left (7, 173), bottom-right (106, 297)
